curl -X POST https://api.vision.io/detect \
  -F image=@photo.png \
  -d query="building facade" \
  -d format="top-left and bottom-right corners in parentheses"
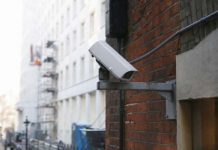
top-left (53, 0), bottom-right (106, 144)
top-left (20, 0), bottom-right (106, 145)
top-left (17, 0), bottom-right (41, 132)
top-left (0, 91), bottom-right (18, 139)
top-left (106, 0), bottom-right (218, 150)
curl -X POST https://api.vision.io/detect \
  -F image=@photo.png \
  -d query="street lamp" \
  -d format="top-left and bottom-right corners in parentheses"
top-left (24, 117), bottom-right (30, 150)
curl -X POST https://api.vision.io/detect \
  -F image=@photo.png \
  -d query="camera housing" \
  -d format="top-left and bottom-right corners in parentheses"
top-left (89, 41), bottom-right (137, 81)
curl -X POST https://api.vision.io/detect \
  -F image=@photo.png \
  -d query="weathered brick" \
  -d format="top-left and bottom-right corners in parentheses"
top-left (125, 122), bottom-right (149, 131)
top-left (161, 133), bottom-right (177, 145)
top-left (152, 145), bottom-right (177, 150)
top-left (125, 113), bottom-right (148, 122)
top-left (125, 102), bottom-right (149, 113)
top-left (106, 0), bottom-right (182, 149)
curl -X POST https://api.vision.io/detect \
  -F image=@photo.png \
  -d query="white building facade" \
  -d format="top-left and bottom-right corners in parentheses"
top-left (54, 0), bottom-right (106, 144)
top-left (17, 0), bottom-right (41, 132)
top-left (20, 0), bottom-right (106, 144)
top-left (0, 91), bottom-right (18, 139)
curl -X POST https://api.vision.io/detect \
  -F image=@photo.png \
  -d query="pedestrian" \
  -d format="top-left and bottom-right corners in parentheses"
top-left (58, 140), bottom-right (66, 150)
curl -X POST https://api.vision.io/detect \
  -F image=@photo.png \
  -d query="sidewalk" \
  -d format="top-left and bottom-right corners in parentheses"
top-left (0, 141), bottom-right (4, 150)
top-left (0, 144), bottom-right (3, 150)
top-left (0, 142), bottom-right (5, 150)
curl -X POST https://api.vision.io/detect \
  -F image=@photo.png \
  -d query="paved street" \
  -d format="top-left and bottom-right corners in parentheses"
top-left (0, 143), bottom-right (3, 150)
top-left (0, 142), bottom-right (5, 150)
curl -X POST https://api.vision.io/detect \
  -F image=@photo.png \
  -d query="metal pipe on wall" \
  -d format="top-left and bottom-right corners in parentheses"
top-left (130, 10), bottom-right (218, 64)
top-left (118, 38), bottom-right (125, 150)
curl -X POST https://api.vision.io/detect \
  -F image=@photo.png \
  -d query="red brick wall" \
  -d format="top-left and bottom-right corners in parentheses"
top-left (106, 0), bottom-right (181, 150)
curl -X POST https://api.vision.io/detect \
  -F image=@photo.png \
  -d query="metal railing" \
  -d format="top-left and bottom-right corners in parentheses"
top-left (29, 139), bottom-right (58, 150)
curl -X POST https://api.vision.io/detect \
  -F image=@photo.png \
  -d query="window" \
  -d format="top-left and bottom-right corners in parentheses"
top-left (51, 28), bottom-right (55, 39)
top-left (72, 30), bottom-right (77, 50)
top-left (56, 0), bottom-right (58, 12)
top-left (55, 0), bottom-right (59, 13)
top-left (61, 15), bottom-right (64, 33)
top-left (72, 62), bottom-right (77, 84)
top-left (60, 0), bottom-right (64, 7)
top-left (71, 97), bottom-right (77, 120)
top-left (80, 95), bottom-right (86, 122)
top-left (59, 71), bottom-right (63, 90)
top-left (89, 56), bottom-right (95, 77)
top-left (80, 22), bottom-right (85, 43)
top-left (57, 0), bottom-right (60, 12)
top-left (80, 57), bottom-right (85, 80)
top-left (48, 33), bottom-right (51, 41)
top-left (66, 7), bottom-right (70, 27)
top-left (48, 11), bottom-right (51, 23)
top-left (101, 1), bottom-right (106, 27)
top-left (65, 66), bottom-right (69, 88)
top-left (51, 4), bottom-right (55, 19)
top-left (65, 35), bottom-right (70, 55)
top-left (72, 0), bottom-right (77, 17)
top-left (90, 12), bottom-right (95, 36)
top-left (56, 22), bottom-right (59, 39)
top-left (80, 0), bottom-right (85, 10)
top-left (60, 42), bottom-right (64, 60)
top-left (90, 92), bottom-right (96, 124)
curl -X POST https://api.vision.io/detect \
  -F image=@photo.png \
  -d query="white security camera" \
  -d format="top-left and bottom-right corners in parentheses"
top-left (89, 41), bottom-right (137, 81)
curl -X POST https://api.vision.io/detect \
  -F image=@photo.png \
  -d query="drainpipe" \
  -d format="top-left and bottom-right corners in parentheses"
top-left (118, 38), bottom-right (125, 150)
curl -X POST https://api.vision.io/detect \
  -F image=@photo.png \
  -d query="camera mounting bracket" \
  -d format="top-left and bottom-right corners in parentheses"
top-left (98, 80), bottom-right (176, 119)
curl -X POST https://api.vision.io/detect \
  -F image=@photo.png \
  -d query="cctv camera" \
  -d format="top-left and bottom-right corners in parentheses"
top-left (89, 41), bottom-right (137, 81)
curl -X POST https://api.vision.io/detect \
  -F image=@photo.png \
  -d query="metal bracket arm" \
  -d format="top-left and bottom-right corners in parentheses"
top-left (98, 81), bottom-right (173, 91)
top-left (98, 81), bottom-right (176, 119)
